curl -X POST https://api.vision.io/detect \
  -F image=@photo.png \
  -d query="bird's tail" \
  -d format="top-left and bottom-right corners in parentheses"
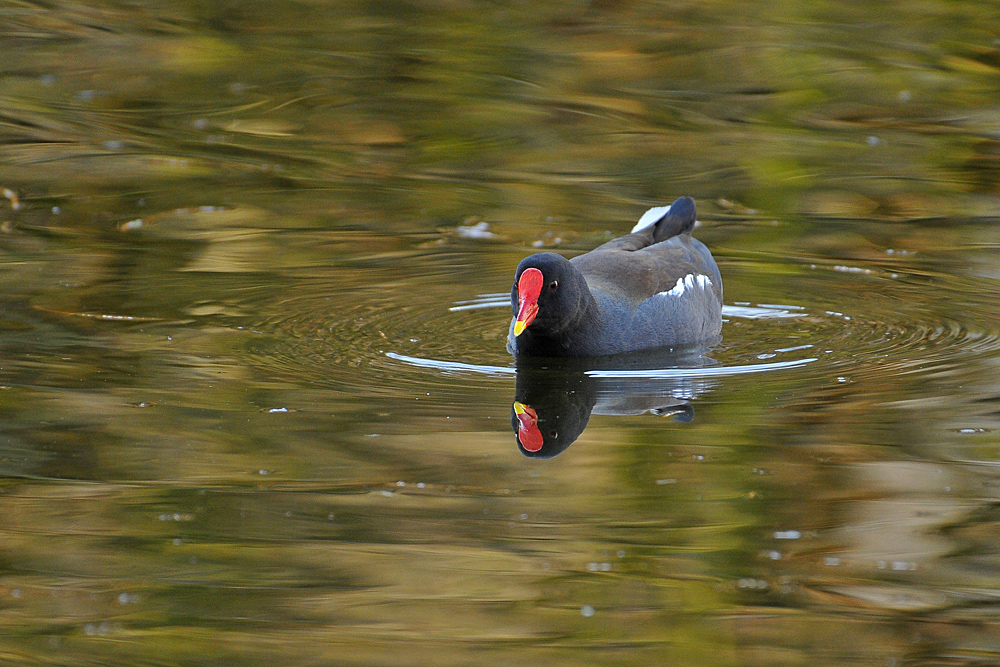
top-left (651, 196), bottom-right (697, 242)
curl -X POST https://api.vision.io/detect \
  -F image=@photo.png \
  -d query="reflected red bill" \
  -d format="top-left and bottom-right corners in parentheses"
top-left (513, 401), bottom-right (543, 452)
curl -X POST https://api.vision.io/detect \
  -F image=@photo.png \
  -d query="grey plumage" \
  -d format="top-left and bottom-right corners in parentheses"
top-left (508, 197), bottom-right (723, 357)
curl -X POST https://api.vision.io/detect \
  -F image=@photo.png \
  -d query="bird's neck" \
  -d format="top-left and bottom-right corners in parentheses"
top-left (518, 290), bottom-right (601, 357)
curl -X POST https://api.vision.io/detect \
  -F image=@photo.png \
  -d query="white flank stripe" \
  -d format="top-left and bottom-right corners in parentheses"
top-left (661, 277), bottom-right (686, 297)
top-left (658, 274), bottom-right (712, 298)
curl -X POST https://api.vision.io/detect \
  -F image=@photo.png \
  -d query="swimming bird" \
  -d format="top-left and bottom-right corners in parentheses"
top-left (508, 197), bottom-right (722, 357)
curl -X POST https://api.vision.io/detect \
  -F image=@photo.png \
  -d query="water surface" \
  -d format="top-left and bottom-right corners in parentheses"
top-left (2, 2), bottom-right (1000, 665)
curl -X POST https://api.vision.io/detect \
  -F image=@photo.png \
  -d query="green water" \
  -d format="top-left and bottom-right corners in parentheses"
top-left (2, 1), bottom-right (1000, 665)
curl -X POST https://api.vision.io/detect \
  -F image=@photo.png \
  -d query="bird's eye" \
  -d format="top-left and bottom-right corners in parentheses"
top-left (549, 281), bottom-right (558, 291)
top-left (549, 430), bottom-right (558, 438)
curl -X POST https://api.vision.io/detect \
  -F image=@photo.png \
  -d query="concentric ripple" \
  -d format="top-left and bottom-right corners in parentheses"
top-left (387, 351), bottom-right (816, 377)
top-left (240, 243), bottom-right (1000, 406)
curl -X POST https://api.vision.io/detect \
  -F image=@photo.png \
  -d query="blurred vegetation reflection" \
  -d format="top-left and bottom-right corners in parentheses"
top-left (2, 1), bottom-right (1000, 666)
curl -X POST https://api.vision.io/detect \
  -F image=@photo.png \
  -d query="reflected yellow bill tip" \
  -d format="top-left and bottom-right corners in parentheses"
top-left (513, 401), bottom-right (527, 415)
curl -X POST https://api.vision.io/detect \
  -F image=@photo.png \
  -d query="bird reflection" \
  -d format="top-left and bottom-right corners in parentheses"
top-left (511, 341), bottom-right (718, 458)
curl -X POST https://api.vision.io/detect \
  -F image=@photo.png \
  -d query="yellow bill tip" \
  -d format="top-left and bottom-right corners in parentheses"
top-left (513, 320), bottom-right (527, 336)
top-left (513, 401), bottom-right (527, 415)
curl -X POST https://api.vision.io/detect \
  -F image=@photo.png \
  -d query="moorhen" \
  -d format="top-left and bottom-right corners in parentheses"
top-left (508, 197), bottom-right (722, 357)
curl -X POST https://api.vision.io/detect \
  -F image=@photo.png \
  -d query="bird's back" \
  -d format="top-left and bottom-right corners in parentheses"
top-left (571, 198), bottom-right (722, 307)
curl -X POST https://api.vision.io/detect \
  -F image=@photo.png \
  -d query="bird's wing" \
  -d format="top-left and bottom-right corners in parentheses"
top-left (572, 234), bottom-right (721, 307)
top-left (566, 196), bottom-right (721, 309)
